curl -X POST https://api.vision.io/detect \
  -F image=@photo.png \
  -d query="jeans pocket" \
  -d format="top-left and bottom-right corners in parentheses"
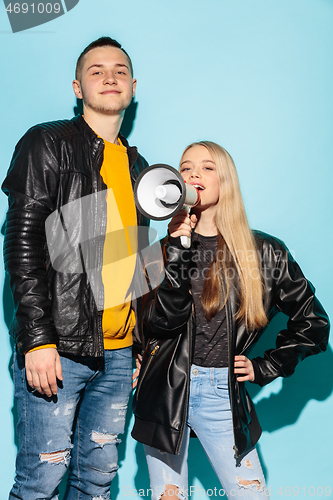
top-left (189, 380), bottom-right (202, 410)
top-left (213, 379), bottom-right (229, 399)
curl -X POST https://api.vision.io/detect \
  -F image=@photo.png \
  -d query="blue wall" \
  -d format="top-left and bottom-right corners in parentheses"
top-left (0, 0), bottom-right (332, 498)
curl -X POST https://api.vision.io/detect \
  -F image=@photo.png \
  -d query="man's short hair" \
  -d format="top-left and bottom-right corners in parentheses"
top-left (75, 36), bottom-right (133, 80)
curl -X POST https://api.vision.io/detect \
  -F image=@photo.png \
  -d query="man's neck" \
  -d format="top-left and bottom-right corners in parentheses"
top-left (82, 108), bottom-right (124, 144)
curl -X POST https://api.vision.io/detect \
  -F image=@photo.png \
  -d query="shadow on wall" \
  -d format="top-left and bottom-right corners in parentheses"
top-left (246, 314), bottom-right (333, 432)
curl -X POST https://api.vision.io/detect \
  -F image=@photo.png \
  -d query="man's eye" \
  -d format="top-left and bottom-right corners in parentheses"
top-left (180, 168), bottom-right (190, 172)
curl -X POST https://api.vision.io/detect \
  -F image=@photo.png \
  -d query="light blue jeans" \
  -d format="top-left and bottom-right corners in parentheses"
top-left (10, 347), bottom-right (132, 500)
top-left (144, 366), bottom-right (269, 500)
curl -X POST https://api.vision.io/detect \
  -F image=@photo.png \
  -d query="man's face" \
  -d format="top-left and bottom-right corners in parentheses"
top-left (73, 46), bottom-right (136, 116)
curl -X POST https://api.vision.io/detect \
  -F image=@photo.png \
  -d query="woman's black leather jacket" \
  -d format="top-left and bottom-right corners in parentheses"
top-left (132, 231), bottom-right (329, 457)
top-left (2, 115), bottom-right (149, 356)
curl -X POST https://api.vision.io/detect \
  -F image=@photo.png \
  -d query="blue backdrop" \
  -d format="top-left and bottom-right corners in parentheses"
top-left (0, 0), bottom-right (332, 498)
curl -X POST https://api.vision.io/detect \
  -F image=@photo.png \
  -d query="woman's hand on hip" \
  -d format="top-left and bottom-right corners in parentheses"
top-left (234, 355), bottom-right (254, 382)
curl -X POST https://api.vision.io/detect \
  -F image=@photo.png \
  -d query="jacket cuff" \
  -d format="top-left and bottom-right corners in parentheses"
top-left (251, 358), bottom-right (264, 386)
top-left (165, 237), bottom-right (191, 266)
top-left (166, 234), bottom-right (183, 249)
top-left (132, 341), bottom-right (143, 356)
top-left (16, 327), bottom-right (59, 356)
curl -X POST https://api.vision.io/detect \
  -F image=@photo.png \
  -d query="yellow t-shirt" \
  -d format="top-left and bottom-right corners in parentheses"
top-left (28, 138), bottom-right (137, 354)
top-left (100, 138), bottom-right (138, 350)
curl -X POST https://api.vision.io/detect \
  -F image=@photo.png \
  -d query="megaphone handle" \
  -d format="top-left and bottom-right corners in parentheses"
top-left (180, 235), bottom-right (191, 249)
top-left (180, 205), bottom-right (191, 249)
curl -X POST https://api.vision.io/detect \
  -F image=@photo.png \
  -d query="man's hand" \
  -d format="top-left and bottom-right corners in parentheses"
top-left (25, 348), bottom-right (63, 397)
top-left (234, 355), bottom-right (254, 382)
top-left (132, 353), bottom-right (142, 389)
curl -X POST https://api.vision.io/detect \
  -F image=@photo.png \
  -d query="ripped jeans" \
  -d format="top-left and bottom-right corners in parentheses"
top-left (144, 366), bottom-right (269, 500)
top-left (10, 347), bottom-right (132, 500)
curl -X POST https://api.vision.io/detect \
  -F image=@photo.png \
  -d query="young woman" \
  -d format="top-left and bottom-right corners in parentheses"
top-left (131, 141), bottom-right (329, 499)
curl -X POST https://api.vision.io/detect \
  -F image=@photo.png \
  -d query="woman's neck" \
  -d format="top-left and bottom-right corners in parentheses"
top-left (193, 209), bottom-right (218, 236)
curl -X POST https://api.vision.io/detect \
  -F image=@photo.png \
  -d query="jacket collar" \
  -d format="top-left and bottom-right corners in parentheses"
top-left (71, 114), bottom-right (138, 169)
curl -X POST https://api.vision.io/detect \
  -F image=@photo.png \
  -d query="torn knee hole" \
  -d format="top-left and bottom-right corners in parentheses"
top-left (40, 449), bottom-right (70, 464)
top-left (91, 430), bottom-right (119, 446)
top-left (236, 477), bottom-right (262, 491)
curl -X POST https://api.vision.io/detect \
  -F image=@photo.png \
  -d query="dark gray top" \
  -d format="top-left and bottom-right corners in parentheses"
top-left (191, 233), bottom-right (228, 367)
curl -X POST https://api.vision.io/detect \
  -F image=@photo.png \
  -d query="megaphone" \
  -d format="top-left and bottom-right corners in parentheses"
top-left (134, 164), bottom-right (200, 248)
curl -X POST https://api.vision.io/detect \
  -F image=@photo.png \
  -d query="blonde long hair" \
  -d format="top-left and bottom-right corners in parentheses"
top-left (182, 141), bottom-right (267, 330)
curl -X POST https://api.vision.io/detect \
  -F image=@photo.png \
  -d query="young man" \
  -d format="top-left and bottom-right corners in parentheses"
top-left (2, 37), bottom-right (149, 500)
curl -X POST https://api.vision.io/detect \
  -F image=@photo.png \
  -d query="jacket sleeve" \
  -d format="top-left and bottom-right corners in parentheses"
top-left (252, 237), bottom-right (330, 387)
top-left (2, 126), bottom-right (60, 354)
top-left (143, 236), bottom-right (193, 340)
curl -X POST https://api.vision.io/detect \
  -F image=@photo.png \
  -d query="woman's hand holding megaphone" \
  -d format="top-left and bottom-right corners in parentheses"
top-left (168, 210), bottom-right (197, 241)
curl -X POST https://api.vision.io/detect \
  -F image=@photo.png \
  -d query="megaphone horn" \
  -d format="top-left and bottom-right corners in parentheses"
top-left (134, 164), bottom-right (200, 248)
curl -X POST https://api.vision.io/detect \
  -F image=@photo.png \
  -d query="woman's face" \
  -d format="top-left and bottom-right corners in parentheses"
top-left (179, 145), bottom-right (220, 212)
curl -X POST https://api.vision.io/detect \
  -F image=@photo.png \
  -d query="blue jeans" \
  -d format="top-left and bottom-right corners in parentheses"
top-left (144, 366), bottom-right (269, 500)
top-left (10, 347), bottom-right (132, 500)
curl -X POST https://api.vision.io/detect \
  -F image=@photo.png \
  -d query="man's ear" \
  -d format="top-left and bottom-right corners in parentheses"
top-left (132, 78), bottom-right (137, 97)
top-left (73, 80), bottom-right (83, 99)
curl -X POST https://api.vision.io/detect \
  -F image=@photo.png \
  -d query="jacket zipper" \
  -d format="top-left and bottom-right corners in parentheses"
top-left (136, 343), bottom-right (160, 399)
top-left (226, 300), bottom-right (239, 459)
top-left (94, 142), bottom-right (106, 357)
top-left (175, 313), bottom-right (193, 455)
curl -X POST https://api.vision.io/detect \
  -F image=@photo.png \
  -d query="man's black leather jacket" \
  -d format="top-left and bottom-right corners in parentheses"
top-left (132, 232), bottom-right (330, 457)
top-left (2, 115), bottom-right (149, 356)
